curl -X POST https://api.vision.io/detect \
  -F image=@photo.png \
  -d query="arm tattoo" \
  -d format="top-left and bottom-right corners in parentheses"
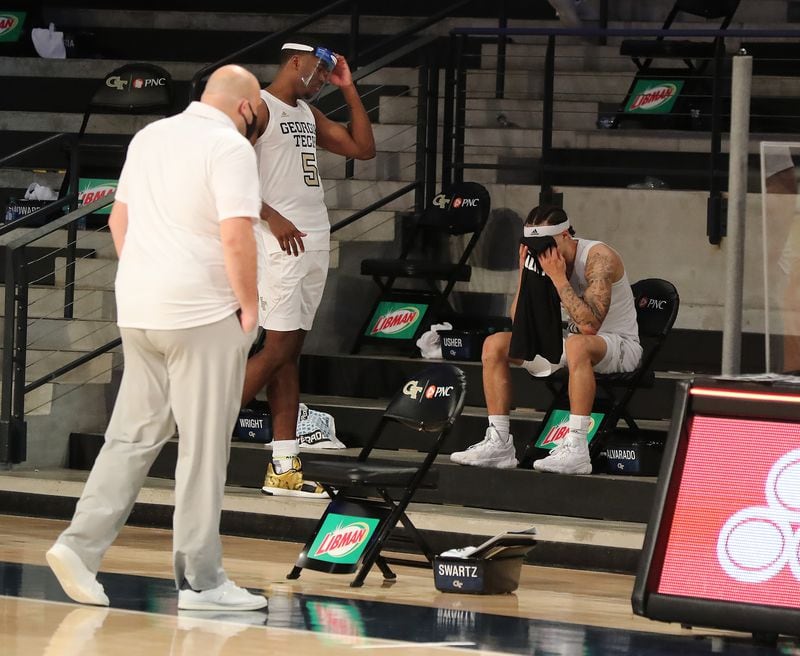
top-left (557, 252), bottom-right (615, 333)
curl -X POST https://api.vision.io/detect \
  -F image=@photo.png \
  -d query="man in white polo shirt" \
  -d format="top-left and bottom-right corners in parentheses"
top-left (46, 65), bottom-right (267, 611)
top-left (241, 42), bottom-right (375, 497)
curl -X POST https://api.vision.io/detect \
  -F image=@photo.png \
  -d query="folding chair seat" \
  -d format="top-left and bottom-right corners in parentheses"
top-left (353, 182), bottom-right (491, 353)
top-left (522, 278), bottom-right (680, 466)
top-left (620, 0), bottom-right (741, 73)
top-left (288, 364), bottom-right (467, 588)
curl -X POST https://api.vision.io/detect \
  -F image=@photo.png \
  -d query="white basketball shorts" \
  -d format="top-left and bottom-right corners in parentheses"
top-left (522, 331), bottom-right (642, 377)
top-left (258, 250), bottom-right (329, 332)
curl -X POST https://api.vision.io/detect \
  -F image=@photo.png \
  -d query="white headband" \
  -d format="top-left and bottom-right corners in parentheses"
top-left (523, 219), bottom-right (570, 237)
top-left (281, 42), bottom-right (314, 52)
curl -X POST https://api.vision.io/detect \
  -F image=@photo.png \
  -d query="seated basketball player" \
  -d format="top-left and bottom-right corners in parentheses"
top-left (449, 205), bottom-right (642, 475)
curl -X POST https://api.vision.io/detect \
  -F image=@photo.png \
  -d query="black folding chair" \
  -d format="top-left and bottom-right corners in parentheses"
top-left (613, 0), bottom-right (740, 132)
top-left (287, 364), bottom-right (467, 587)
top-left (522, 278), bottom-right (680, 466)
top-left (620, 0), bottom-right (741, 73)
top-left (352, 182), bottom-right (491, 353)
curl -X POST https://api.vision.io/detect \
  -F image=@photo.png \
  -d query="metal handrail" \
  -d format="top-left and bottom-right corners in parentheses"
top-left (354, 0), bottom-right (471, 64)
top-left (1, 132), bottom-right (82, 316)
top-left (450, 26), bottom-right (800, 38)
top-left (1, 194), bottom-right (115, 464)
top-left (441, 25), bottom-right (800, 244)
top-left (330, 182), bottom-right (420, 234)
top-left (0, 133), bottom-right (79, 236)
top-left (25, 337), bottom-right (121, 395)
top-left (0, 133), bottom-right (74, 168)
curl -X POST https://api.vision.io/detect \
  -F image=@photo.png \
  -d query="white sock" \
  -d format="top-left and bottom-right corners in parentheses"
top-left (272, 439), bottom-right (299, 473)
top-left (566, 414), bottom-right (591, 447)
top-left (488, 415), bottom-right (510, 443)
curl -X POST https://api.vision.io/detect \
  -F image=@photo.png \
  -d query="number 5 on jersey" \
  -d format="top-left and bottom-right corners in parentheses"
top-left (301, 151), bottom-right (320, 187)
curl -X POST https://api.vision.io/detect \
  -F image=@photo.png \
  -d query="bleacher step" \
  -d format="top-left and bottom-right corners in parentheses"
top-left (67, 432), bottom-right (658, 526)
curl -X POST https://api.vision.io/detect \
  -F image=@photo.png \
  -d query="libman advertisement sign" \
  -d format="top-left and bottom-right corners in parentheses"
top-left (624, 79), bottom-right (684, 114)
top-left (0, 12), bottom-right (25, 42)
top-left (78, 178), bottom-right (118, 215)
top-left (307, 512), bottom-right (381, 565)
top-left (535, 409), bottom-right (605, 450)
top-left (365, 301), bottom-right (428, 340)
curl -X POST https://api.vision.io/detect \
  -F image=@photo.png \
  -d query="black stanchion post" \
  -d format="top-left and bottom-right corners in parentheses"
top-left (442, 34), bottom-right (456, 188)
top-left (495, 0), bottom-right (507, 100)
top-left (454, 34), bottom-right (467, 185)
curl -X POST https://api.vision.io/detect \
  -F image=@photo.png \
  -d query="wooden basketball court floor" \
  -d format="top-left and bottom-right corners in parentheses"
top-left (2, 515), bottom-right (798, 655)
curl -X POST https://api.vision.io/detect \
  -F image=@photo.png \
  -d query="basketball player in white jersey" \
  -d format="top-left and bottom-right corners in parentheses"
top-left (244, 42), bottom-right (375, 496)
top-left (450, 206), bottom-right (642, 475)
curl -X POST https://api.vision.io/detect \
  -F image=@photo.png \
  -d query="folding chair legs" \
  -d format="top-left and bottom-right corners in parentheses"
top-left (375, 556), bottom-right (397, 581)
top-left (398, 511), bottom-right (435, 563)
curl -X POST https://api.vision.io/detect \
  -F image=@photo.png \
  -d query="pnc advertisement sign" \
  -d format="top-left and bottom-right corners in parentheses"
top-left (625, 79), bottom-right (684, 114)
top-left (365, 301), bottom-right (428, 340)
top-left (656, 415), bottom-right (800, 610)
top-left (307, 512), bottom-right (381, 565)
top-left (78, 178), bottom-right (117, 215)
top-left (0, 12), bottom-right (25, 42)
top-left (534, 409), bottom-right (604, 450)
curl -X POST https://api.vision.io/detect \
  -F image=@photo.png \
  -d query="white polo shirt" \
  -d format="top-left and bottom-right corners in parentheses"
top-left (114, 101), bottom-right (261, 330)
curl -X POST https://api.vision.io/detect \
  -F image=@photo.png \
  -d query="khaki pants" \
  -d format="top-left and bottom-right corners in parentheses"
top-left (57, 314), bottom-right (253, 590)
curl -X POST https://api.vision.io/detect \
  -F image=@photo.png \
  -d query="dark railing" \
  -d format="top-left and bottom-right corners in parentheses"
top-left (443, 26), bottom-right (800, 245)
top-left (319, 34), bottom-right (440, 213)
top-left (189, 0), bottom-right (502, 102)
top-left (189, 0), bottom-right (357, 101)
top-left (0, 133), bottom-right (82, 319)
top-left (0, 194), bottom-right (116, 463)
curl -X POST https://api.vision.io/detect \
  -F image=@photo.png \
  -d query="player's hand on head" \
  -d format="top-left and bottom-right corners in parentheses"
top-left (330, 54), bottom-right (352, 88)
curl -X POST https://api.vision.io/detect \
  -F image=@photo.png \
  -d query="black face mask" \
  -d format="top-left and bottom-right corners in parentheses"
top-left (243, 101), bottom-right (258, 141)
top-left (521, 235), bottom-right (556, 257)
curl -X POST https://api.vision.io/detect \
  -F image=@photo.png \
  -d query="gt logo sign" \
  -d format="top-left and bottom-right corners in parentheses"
top-left (452, 197), bottom-right (479, 209)
top-left (638, 296), bottom-right (666, 310)
top-left (403, 380), bottom-right (424, 400)
top-left (425, 385), bottom-right (453, 399)
top-left (106, 75), bottom-right (128, 91)
top-left (432, 194), bottom-right (450, 209)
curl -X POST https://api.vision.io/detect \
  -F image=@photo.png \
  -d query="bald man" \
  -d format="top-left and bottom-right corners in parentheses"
top-left (46, 64), bottom-right (268, 611)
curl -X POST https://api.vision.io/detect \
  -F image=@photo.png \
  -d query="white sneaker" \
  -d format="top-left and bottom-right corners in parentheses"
top-left (46, 543), bottom-right (109, 606)
top-left (178, 580), bottom-right (268, 611)
top-left (450, 427), bottom-right (518, 468)
top-left (533, 439), bottom-right (592, 475)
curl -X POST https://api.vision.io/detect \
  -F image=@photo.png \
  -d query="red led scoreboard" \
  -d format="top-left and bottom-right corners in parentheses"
top-left (633, 377), bottom-right (800, 638)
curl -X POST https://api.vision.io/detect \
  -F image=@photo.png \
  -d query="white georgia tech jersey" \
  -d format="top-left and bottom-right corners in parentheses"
top-left (254, 89), bottom-right (330, 253)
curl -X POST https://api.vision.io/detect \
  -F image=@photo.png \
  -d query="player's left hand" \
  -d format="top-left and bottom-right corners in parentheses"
top-left (329, 54), bottom-right (353, 88)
